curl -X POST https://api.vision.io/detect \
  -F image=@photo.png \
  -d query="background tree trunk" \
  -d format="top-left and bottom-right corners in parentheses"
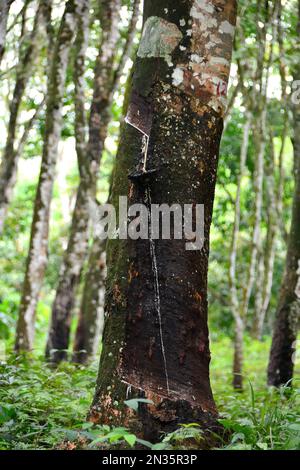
top-left (0, 0), bottom-right (13, 66)
top-left (46, 0), bottom-right (121, 363)
top-left (72, 238), bottom-right (106, 364)
top-left (89, 0), bottom-right (237, 443)
top-left (267, 25), bottom-right (300, 385)
top-left (0, 0), bottom-right (47, 234)
top-left (15, 0), bottom-right (82, 352)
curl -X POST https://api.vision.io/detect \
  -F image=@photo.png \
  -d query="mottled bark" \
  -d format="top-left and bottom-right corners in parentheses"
top-left (0, 0), bottom-right (12, 65)
top-left (71, 1), bottom-right (141, 365)
top-left (252, 1), bottom-right (288, 340)
top-left (111, 0), bottom-right (140, 93)
top-left (46, 0), bottom-right (121, 363)
top-left (267, 2), bottom-right (300, 386)
top-left (15, 0), bottom-right (82, 352)
top-left (72, 238), bottom-right (106, 363)
top-left (89, 0), bottom-right (237, 443)
top-left (252, 128), bottom-right (287, 339)
top-left (267, 106), bottom-right (300, 386)
top-left (0, 0), bottom-right (47, 234)
top-left (229, 113), bottom-right (251, 389)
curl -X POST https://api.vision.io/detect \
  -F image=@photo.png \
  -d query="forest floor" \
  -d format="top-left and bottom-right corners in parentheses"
top-left (0, 335), bottom-right (299, 450)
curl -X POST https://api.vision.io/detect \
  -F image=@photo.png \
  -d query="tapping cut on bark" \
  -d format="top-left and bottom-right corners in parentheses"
top-left (89, 0), bottom-right (237, 443)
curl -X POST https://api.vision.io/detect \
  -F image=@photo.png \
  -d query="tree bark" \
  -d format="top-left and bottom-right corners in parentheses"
top-left (72, 238), bottom-right (106, 364)
top-left (0, 0), bottom-right (13, 66)
top-left (267, 1), bottom-right (300, 385)
top-left (72, 1), bottom-right (141, 365)
top-left (46, 0), bottom-right (121, 363)
top-left (229, 113), bottom-right (251, 390)
top-left (267, 105), bottom-right (300, 386)
top-left (15, 0), bottom-right (82, 352)
top-left (89, 0), bottom-right (237, 443)
top-left (0, 0), bottom-right (47, 234)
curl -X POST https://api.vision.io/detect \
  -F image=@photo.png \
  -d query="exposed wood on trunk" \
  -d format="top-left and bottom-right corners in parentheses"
top-left (15, 0), bottom-right (83, 352)
top-left (89, 0), bottom-right (237, 443)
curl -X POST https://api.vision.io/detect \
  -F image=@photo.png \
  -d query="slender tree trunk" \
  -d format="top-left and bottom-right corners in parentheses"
top-left (241, 106), bottom-right (266, 317)
top-left (267, 2), bottom-right (300, 383)
top-left (0, 0), bottom-right (13, 66)
top-left (15, 0), bottom-right (82, 352)
top-left (0, 0), bottom-right (47, 234)
top-left (72, 1), bottom-right (141, 365)
top-left (89, 0), bottom-right (237, 442)
top-left (72, 238), bottom-right (106, 363)
top-left (233, 317), bottom-right (244, 390)
top-left (267, 110), bottom-right (300, 386)
top-left (229, 113), bottom-right (251, 390)
top-left (252, 129), bottom-right (287, 339)
top-left (46, 0), bottom-right (121, 363)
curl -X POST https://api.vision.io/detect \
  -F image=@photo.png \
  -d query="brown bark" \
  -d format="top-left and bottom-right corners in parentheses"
top-left (229, 113), bottom-right (251, 390)
top-left (267, 1), bottom-right (300, 385)
top-left (72, 238), bottom-right (106, 364)
top-left (72, 2), bottom-right (141, 365)
top-left (89, 0), bottom-right (237, 443)
top-left (267, 105), bottom-right (300, 386)
top-left (46, 0), bottom-right (121, 363)
top-left (15, 0), bottom-right (83, 352)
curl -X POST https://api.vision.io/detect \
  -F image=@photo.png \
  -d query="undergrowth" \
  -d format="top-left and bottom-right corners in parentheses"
top-left (0, 336), bottom-right (299, 450)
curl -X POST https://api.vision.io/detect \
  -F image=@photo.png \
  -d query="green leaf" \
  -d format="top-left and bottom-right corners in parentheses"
top-left (124, 434), bottom-right (136, 447)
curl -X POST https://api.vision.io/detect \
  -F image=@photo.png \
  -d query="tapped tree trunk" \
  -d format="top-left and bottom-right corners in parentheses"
top-left (46, 0), bottom-right (121, 363)
top-left (15, 0), bottom-right (82, 352)
top-left (89, 0), bottom-right (237, 443)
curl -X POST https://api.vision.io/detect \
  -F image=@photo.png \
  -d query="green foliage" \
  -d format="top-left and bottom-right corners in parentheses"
top-left (0, 357), bottom-right (97, 449)
top-left (0, 338), bottom-right (298, 450)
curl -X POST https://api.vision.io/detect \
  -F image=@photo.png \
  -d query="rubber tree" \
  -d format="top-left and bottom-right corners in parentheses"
top-left (0, 0), bottom-right (13, 66)
top-left (267, 0), bottom-right (300, 386)
top-left (72, 238), bottom-right (106, 363)
top-left (72, 0), bottom-right (141, 365)
top-left (0, 0), bottom-right (48, 234)
top-left (89, 0), bottom-right (237, 442)
top-left (46, 0), bottom-right (124, 363)
top-left (15, 0), bottom-right (84, 352)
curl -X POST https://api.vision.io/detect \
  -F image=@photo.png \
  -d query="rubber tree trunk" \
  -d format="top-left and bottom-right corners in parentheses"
top-left (89, 0), bottom-right (237, 442)
top-left (267, 88), bottom-right (300, 387)
top-left (229, 114), bottom-right (251, 390)
top-left (15, 0), bottom-right (82, 352)
top-left (46, 0), bottom-right (121, 363)
top-left (0, 0), bottom-right (47, 234)
top-left (72, 238), bottom-right (106, 364)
